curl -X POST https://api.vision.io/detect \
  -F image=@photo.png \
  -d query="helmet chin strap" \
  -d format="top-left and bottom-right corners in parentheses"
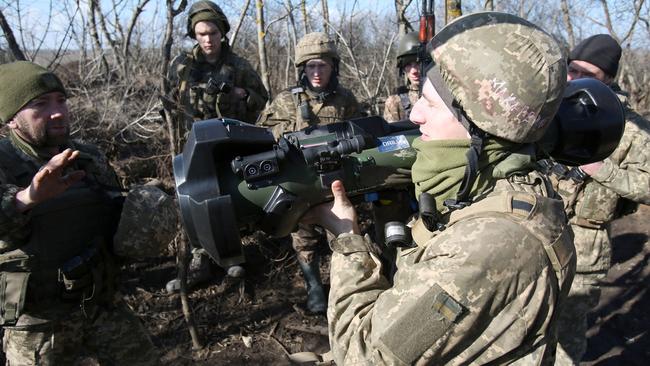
top-left (427, 65), bottom-right (487, 210)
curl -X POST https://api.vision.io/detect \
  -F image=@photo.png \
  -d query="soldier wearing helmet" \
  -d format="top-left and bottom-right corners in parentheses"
top-left (165, 0), bottom-right (268, 130)
top-left (257, 32), bottom-right (361, 314)
top-left (305, 12), bottom-right (576, 364)
top-left (165, 0), bottom-right (268, 291)
top-left (550, 34), bottom-right (650, 366)
top-left (383, 32), bottom-right (424, 122)
top-left (0, 61), bottom-right (168, 364)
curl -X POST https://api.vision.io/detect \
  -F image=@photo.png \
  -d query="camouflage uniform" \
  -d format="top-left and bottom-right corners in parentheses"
top-left (0, 134), bottom-right (159, 365)
top-left (257, 84), bottom-right (361, 141)
top-left (383, 84), bottom-right (419, 122)
top-left (553, 86), bottom-right (650, 365)
top-left (327, 12), bottom-right (576, 364)
top-left (166, 43), bottom-right (269, 137)
top-left (329, 170), bottom-right (575, 365)
top-left (383, 32), bottom-right (422, 123)
top-left (257, 32), bottom-right (361, 264)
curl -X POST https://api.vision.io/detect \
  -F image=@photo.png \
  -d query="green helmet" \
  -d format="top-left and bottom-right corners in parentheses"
top-left (396, 31), bottom-right (419, 68)
top-left (295, 32), bottom-right (339, 66)
top-left (187, 0), bottom-right (230, 39)
top-left (427, 12), bottom-right (567, 143)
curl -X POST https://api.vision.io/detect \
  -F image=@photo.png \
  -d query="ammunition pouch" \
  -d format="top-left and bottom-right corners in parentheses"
top-left (57, 244), bottom-right (105, 303)
top-left (0, 255), bottom-right (32, 326)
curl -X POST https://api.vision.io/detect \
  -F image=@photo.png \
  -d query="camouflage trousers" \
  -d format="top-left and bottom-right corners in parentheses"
top-left (291, 222), bottom-right (331, 264)
top-left (3, 300), bottom-right (159, 365)
top-left (555, 225), bottom-right (611, 366)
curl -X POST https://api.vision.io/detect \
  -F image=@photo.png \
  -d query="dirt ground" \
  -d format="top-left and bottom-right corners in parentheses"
top-left (116, 205), bottom-right (650, 365)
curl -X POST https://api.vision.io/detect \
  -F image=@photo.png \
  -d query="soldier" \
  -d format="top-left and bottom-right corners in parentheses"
top-left (0, 61), bottom-right (169, 365)
top-left (553, 34), bottom-right (650, 365)
top-left (383, 32), bottom-right (422, 122)
top-left (258, 32), bottom-right (361, 313)
top-left (164, 0), bottom-right (269, 291)
top-left (305, 13), bottom-right (576, 364)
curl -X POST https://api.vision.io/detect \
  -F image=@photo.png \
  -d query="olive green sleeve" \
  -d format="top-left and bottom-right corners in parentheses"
top-left (238, 63), bottom-right (269, 123)
top-left (256, 91), bottom-right (296, 139)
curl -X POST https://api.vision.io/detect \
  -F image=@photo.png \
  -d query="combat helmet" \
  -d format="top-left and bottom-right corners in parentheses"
top-left (295, 32), bottom-right (339, 66)
top-left (427, 12), bottom-right (567, 144)
top-left (187, 0), bottom-right (230, 39)
top-left (425, 12), bottom-right (566, 208)
top-left (396, 32), bottom-right (420, 69)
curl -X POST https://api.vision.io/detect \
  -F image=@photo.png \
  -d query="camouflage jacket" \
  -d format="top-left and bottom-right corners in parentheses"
top-left (0, 136), bottom-right (120, 250)
top-left (257, 84), bottom-right (361, 139)
top-left (328, 168), bottom-right (576, 365)
top-left (549, 87), bottom-right (650, 272)
top-left (165, 44), bottom-right (269, 135)
top-left (383, 84), bottom-right (419, 122)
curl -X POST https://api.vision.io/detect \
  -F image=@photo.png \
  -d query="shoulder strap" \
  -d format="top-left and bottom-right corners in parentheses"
top-left (291, 87), bottom-right (311, 125)
top-left (412, 191), bottom-right (572, 277)
top-left (398, 92), bottom-right (411, 116)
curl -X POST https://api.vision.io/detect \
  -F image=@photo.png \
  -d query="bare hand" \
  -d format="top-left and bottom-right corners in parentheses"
top-left (579, 161), bottom-right (604, 176)
top-left (302, 180), bottom-right (360, 236)
top-left (15, 149), bottom-right (86, 212)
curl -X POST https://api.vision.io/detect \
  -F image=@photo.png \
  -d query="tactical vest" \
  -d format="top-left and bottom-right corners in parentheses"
top-left (541, 160), bottom-right (617, 229)
top-left (289, 86), bottom-right (353, 131)
top-left (177, 51), bottom-right (246, 126)
top-left (411, 190), bottom-right (575, 289)
top-left (395, 86), bottom-right (412, 118)
top-left (0, 140), bottom-right (118, 326)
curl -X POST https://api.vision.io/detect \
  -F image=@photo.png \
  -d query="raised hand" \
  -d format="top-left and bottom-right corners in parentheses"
top-left (15, 149), bottom-right (86, 212)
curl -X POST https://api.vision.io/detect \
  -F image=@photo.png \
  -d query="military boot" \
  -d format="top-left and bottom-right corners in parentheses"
top-left (297, 256), bottom-right (327, 314)
top-left (166, 248), bottom-right (213, 293)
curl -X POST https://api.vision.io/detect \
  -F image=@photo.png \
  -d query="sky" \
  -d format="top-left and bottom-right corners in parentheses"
top-left (2, 0), bottom-right (648, 52)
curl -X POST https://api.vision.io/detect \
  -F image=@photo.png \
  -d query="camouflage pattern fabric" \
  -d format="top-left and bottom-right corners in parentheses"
top-left (327, 170), bottom-right (575, 365)
top-left (383, 85), bottom-right (418, 122)
top-left (0, 137), bottom-right (160, 365)
top-left (256, 84), bottom-right (361, 140)
top-left (0, 138), bottom-right (120, 250)
top-left (291, 222), bottom-right (328, 264)
top-left (113, 185), bottom-right (179, 258)
top-left (3, 298), bottom-right (158, 365)
top-left (429, 12), bottom-right (566, 143)
top-left (166, 44), bottom-right (269, 140)
top-left (554, 88), bottom-right (650, 365)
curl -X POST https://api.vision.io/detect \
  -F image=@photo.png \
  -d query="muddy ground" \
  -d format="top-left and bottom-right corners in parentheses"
top-left (116, 204), bottom-right (650, 365)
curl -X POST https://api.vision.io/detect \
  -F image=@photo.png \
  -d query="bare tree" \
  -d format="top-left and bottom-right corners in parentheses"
top-left (256, 0), bottom-right (272, 100)
top-left (560, 0), bottom-right (575, 48)
top-left (0, 9), bottom-right (26, 61)
top-left (322, 0), bottom-right (330, 35)
top-left (394, 0), bottom-right (414, 36)
top-left (87, 0), bottom-right (110, 77)
top-left (300, 0), bottom-right (311, 34)
top-left (229, 0), bottom-right (252, 47)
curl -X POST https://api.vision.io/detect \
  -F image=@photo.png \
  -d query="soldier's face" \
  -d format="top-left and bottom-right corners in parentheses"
top-left (404, 61), bottom-right (420, 85)
top-left (195, 21), bottom-right (222, 59)
top-left (567, 60), bottom-right (613, 84)
top-left (305, 59), bottom-right (333, 89)
top-left (410, 80), bottom-right (469, 141)
top-left (8, 91), bottom-right (70, 147)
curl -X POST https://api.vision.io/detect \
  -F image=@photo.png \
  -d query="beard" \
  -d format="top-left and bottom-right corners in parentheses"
top-left (13, 115), bottom-right (70, 148)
